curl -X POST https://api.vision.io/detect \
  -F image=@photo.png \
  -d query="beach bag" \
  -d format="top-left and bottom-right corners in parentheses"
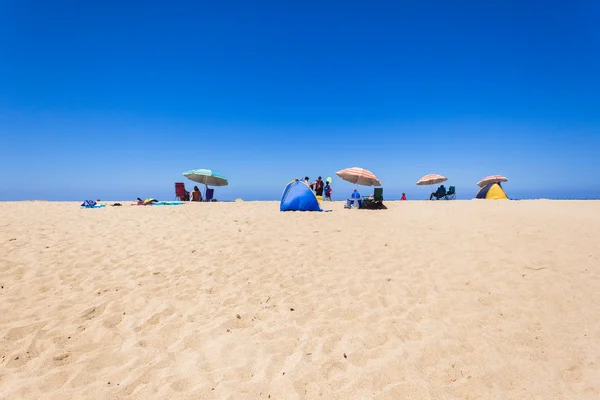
top-left (81, 200), bottom-right (97, 207)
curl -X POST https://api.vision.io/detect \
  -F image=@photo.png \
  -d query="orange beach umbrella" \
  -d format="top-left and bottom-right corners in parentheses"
top-left (336, 167), bottom-right (381, 187)
top-left (477, 175), bottom-right (508, 188)
top-left (416, 173), bottom-right (447, 186)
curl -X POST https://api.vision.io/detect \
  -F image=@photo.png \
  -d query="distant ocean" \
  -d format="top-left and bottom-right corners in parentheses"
top-left (2, 189), bottom-right (599, 202)
top-left (220, 190), bottom-right (600, 202)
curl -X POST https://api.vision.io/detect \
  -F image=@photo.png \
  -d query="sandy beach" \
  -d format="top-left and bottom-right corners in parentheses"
top-left (1, 200), bottom-right (599, 399)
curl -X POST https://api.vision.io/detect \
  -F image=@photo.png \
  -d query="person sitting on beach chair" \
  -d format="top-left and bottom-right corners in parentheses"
top-left (429, 185), bottom-right (446, 200)
top-left (361, 188), bottom-right (386, 209)
top-left (175, 182), bottom-right (189, 201)
top-left (346, 189), bottom-right (362, 208)
top-left (191, 186), bottom-right (203, 202)
top-left (443, 186), bottom-right (456, 200)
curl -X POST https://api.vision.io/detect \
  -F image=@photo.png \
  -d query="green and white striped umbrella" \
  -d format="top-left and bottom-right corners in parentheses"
top-left (182, 169), bottom-right (229, 187)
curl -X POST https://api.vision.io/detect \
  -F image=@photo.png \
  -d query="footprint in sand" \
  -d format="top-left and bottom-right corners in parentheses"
top-left (134, 307), bottom-right (175, 332)
top-left (171, 378), bottom-right (193, 392)
top-left (76, 304), bottom-right (106, 323)
top-left (103, 314), bottom-right (123, 328)
top-left (6, 354), bottom-right (28, 368)
top-left (4, 322), bottom-right (46, 341)
top-left (53, 353), bottom-right (70, 362)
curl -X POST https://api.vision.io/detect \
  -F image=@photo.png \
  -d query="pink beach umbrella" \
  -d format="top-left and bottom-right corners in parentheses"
top-left (477, 175), bottom-right (508, 188)
top-left (336, 167), bottom-right (382, 187)
top-left (416, 173), bottom-right (447, 186)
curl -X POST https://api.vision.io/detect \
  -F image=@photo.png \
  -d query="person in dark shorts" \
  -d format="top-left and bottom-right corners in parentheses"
top-left (430, 185), bottom-right (446, 200)
top-left (315, 176), bottom-right (324, 196)
top-left (324, 181), bottom-right (332, 200)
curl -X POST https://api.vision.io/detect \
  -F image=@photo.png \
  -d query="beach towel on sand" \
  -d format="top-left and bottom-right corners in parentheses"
top-left (131, 200), bottom-right (184, 206)
top-left (150, 201), bottom-right (184, 206)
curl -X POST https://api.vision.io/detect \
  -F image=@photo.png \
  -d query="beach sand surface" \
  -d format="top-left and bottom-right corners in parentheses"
top-left (1, 200), bottom-right (599, 399)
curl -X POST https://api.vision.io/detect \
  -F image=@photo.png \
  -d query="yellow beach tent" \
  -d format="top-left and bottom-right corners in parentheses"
top-left (476, 183), bottom-right (508, 200)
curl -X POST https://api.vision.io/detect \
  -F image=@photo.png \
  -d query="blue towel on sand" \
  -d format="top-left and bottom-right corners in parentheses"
top-left (150, 201), bottom-right (184, 206)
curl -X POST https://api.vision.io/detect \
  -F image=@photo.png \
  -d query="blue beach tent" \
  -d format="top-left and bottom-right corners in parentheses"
top-left (280, 179), bottom-right (322, 212)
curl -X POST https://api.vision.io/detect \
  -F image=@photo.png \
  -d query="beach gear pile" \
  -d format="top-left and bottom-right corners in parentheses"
top-left (81, 200), bottom-right (105, 208)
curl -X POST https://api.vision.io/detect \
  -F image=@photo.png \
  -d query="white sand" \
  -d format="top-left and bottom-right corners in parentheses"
top-left (1, 200), bottom-right (599, 399)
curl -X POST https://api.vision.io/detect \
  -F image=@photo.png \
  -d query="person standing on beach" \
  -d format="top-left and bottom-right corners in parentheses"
top-left (324, 181), bottom-right (332, 200)
top-left (401, 193), bottom-right (407, 200)
top-left (315, 176), bottom-right (324, 196)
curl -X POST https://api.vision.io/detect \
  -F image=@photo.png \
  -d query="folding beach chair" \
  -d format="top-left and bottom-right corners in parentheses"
top-left (361, 188), bottom-right (386, 209)
top-left (373, 187), bottom-right (383, 201)
top-left (205, 188), bottom-right (214, 202)
top-left (175, 182), bottom-right (188, 201)
top-left (345, 191), bottom-right (362, 209)
top-left (443, 186), bottom-right (456, 200)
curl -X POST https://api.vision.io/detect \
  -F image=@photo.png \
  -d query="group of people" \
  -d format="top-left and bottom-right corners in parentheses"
top-left (304, 176), bottom-right (333, 200)
top-left (303, 176), bottom-right (411, 202)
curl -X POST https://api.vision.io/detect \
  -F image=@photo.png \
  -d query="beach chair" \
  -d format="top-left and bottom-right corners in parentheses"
top-left (373, 187), bottom-right (383, 201)
top-left (205, 188), bottom-right (214, 202)
top-left (443, 186), bottom-right (456, 200)
top-left (430, 186), bottom-right (447, 200)
top-left (175, 183), bottom-right (188, 201)
top-left (345, 191), bottom-right (362, 209)
top-left (361, 188), bottom-right (386, 209)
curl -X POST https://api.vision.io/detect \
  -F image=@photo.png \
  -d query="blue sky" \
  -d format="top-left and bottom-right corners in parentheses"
top-left (1, 1), bottom-right (599, 201)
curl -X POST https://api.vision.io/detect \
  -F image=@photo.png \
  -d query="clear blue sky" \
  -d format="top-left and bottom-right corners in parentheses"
top-left (1, 1), bottom-right (599, 201)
